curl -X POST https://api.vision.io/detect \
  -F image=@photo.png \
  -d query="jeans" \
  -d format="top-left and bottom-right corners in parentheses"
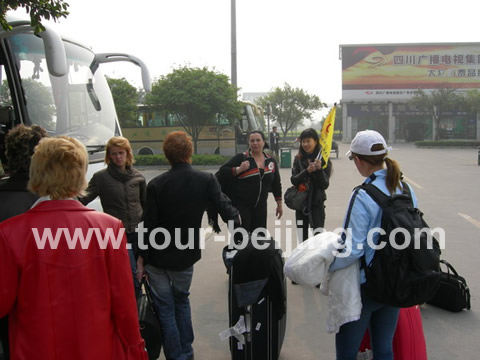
top-left (126, 232), bottom-right (140, 298)
top-left (146, 264), bottom-right (194, 360)
top-left (335, 287), bottom-right (400, 360)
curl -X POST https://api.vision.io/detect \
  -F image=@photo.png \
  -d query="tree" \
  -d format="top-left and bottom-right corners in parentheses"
top-left (0, 0), bottom-right (69, 33)
top-left (0, 80), bottom-right (11, 106)
top-left (464, 89), bottom-right (480, 116)
top-left (1, 78), bottom-right (55, 130)
top-left (256, 83), bottom-right (325, 140)
top-left (409, 86), bottom-right (462, 140)
top-left (145, 66), bottom-right (241, 154)
top-left (23, 78), bottom-right (56, 130)
top-left (107, 77), bottom-right (139, 128)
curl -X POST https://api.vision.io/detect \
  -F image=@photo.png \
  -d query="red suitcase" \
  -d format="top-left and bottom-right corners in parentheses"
top-left (358, 306), bottom-right (427, 360)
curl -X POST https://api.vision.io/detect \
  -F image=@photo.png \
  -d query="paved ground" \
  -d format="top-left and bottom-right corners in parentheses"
top-left (140, 143), bottom-right (480, 360)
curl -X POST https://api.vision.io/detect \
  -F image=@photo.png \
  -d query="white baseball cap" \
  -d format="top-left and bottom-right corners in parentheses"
top-left (345, 130), bottom-right (392, 157)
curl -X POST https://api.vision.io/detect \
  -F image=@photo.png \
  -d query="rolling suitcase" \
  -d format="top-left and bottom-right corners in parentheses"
top-left (228, 238), bottom-right (287, 360)
top-left (357, 306), bottom-right (427, 360)
top-left (138, 278), bottom-right (162, 360)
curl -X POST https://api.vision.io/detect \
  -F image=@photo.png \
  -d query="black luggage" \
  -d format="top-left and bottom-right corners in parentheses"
top-left (138, 278), bottom-right (162, 360)
top-left (427, 259), bottom-right (471, 312)
top-left (228, 238), bottom-right (287, 360)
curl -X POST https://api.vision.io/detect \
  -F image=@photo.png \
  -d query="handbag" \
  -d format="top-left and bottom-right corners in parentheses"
top-left (427, 260), bottom-right (471, 312)
top-left (138, 278), bottom-right (163, 360)
top-left (284, 183), bottom-right (309, 211)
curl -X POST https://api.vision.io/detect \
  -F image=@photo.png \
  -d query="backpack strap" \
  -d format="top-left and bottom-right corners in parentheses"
top-left (358, 180), bottom-right (413, 270)
top-left (340, 186), bottom-right (362, 247)
top-left (358, 183), bottom-right (389, 210)
top-left (400, 181), bottom-right (413, 206)
top-left (360, 180), bottom-right (413, 209)
top-left (357, 183), bottom-right (388, 270)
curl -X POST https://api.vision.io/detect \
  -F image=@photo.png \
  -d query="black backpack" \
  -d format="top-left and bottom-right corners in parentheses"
top-left (359, 181), bottom-right (441, 308)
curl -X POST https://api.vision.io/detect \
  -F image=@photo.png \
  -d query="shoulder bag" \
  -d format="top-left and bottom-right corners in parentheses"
top-left (284, 158), bottom-right (309, 211)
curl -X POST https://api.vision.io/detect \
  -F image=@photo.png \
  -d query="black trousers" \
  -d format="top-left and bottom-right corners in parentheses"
top-left (295, 203), bottom-right (326, 242)
top-left (0, 315), bottom-right (8, 359)
top-left (234, 201), bottom-right (268, 243)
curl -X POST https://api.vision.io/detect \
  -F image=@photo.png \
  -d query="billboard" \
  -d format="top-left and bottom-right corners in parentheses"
top-left (341, 43), bottom-right (480, 101)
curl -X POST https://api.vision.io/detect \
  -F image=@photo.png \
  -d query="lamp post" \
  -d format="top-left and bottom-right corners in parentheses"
top-left (266, 102), bottom-right (272, 135)
top-left (231, 0), bottom-right (237, 89)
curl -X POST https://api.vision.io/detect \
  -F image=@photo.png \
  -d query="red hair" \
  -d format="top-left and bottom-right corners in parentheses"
top-left (163, 131), bottom-right (193, 164)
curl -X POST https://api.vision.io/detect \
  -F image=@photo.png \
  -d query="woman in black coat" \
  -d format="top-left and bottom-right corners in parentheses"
top-left (290, 128), bottom-right (332, 243)
top-left (218, 131), bottom-right (282, 239)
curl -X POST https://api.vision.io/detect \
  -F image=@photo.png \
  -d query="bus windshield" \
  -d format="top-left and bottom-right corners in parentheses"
top-left (243, 102), bottom-right (263, 132)
top-left (3, 33), bottom-right (118, 147)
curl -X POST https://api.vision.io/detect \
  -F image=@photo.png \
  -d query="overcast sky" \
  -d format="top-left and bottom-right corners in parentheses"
top-left (27, 0), bottom-right (480, 114)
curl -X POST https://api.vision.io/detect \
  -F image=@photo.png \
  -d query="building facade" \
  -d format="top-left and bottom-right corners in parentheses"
top-left (340, 43), bottom-right (480, 142)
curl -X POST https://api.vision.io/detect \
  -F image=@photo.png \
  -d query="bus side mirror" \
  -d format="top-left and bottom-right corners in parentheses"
top-left (94, 53), bottom-right (152, 92)
top-left (3, 20), bottom-right (67, 77)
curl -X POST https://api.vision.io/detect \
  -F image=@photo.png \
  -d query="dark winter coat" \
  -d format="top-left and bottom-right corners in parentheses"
top-left (0, 172), bottom-right (38, 223)
top-left (79, 163), bottom-right (146, 233)
top-left (290, 152), bottom-right (331, 207)
top-left (139, 163), bottom-right (239, 271)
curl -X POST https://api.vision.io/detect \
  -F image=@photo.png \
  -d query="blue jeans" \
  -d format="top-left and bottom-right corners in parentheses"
top-left (126, 232), bottom-right (140, 298)
top-left (335, 287), bottom-right (400, 360)
top-left (146, 264), bottom-right (194, 360)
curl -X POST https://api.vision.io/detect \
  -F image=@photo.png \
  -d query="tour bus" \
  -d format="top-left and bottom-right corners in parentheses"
top-left (122, 101), bottom-right (264, 156)
top-left (0, 16), bottom-right (151, 183)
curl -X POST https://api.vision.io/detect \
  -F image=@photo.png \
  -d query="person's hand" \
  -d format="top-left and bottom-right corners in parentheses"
top-left (314, 159), bottom-right (322, 170)
top-left (276, 202), bottom-right (283, 219)
top-left (307, 161), bottom-right (316, 173)
top-left (236, 160), bottom-right (250, 175)
top-left (136, 256), bottom-right (146, 283)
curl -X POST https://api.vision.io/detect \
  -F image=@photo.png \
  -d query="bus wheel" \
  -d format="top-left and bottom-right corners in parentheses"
top-left (138, 147), bottom-right (154, 155)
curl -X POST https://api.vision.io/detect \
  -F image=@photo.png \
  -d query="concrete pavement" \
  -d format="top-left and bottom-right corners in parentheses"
top-left (141, 143), bottom-right (480, 360)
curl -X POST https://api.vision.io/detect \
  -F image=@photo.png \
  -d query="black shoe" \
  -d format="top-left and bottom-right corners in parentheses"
top-left (291, 280), bottom-right (298, 285)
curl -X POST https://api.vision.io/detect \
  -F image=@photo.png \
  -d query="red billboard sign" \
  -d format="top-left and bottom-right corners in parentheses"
top-left (341, 43), bottom-right (480, 101)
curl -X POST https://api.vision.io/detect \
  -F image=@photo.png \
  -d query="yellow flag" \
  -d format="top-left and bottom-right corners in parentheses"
top-left (319, 106), bottom-right (336, 169)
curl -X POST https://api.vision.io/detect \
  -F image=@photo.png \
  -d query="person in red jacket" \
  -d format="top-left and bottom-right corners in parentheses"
top-left (0, 136), bottom-right (147, 360)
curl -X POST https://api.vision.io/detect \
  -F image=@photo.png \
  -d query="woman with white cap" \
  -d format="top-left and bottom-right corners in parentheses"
top-left (328, 130), bottom-right (418, 360)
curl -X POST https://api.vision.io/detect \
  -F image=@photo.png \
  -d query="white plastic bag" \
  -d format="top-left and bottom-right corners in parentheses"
top-left (283, 232), bottom-right (342, 287)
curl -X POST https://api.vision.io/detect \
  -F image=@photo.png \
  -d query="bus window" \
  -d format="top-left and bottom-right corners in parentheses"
top-left (244, 103), bottom-right (262, 131)
top-left (217, 113), bottom-right (230, 126)
top-left (7, 33), bottom-right (120, 148)
top-left (0, 66), bottom-right (12, 108)
top-left (240, 111), bottom-right (249, 132)
top-left (9, 34), bottom-right (57, 132)
top-left (0, 58), bottom-right (16, 168)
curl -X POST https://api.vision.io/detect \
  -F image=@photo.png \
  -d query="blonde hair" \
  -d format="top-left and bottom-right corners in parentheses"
top-left (105, 136), bottom-right (134, 166)
top-left (28, 137), bottom-right (88, 199)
